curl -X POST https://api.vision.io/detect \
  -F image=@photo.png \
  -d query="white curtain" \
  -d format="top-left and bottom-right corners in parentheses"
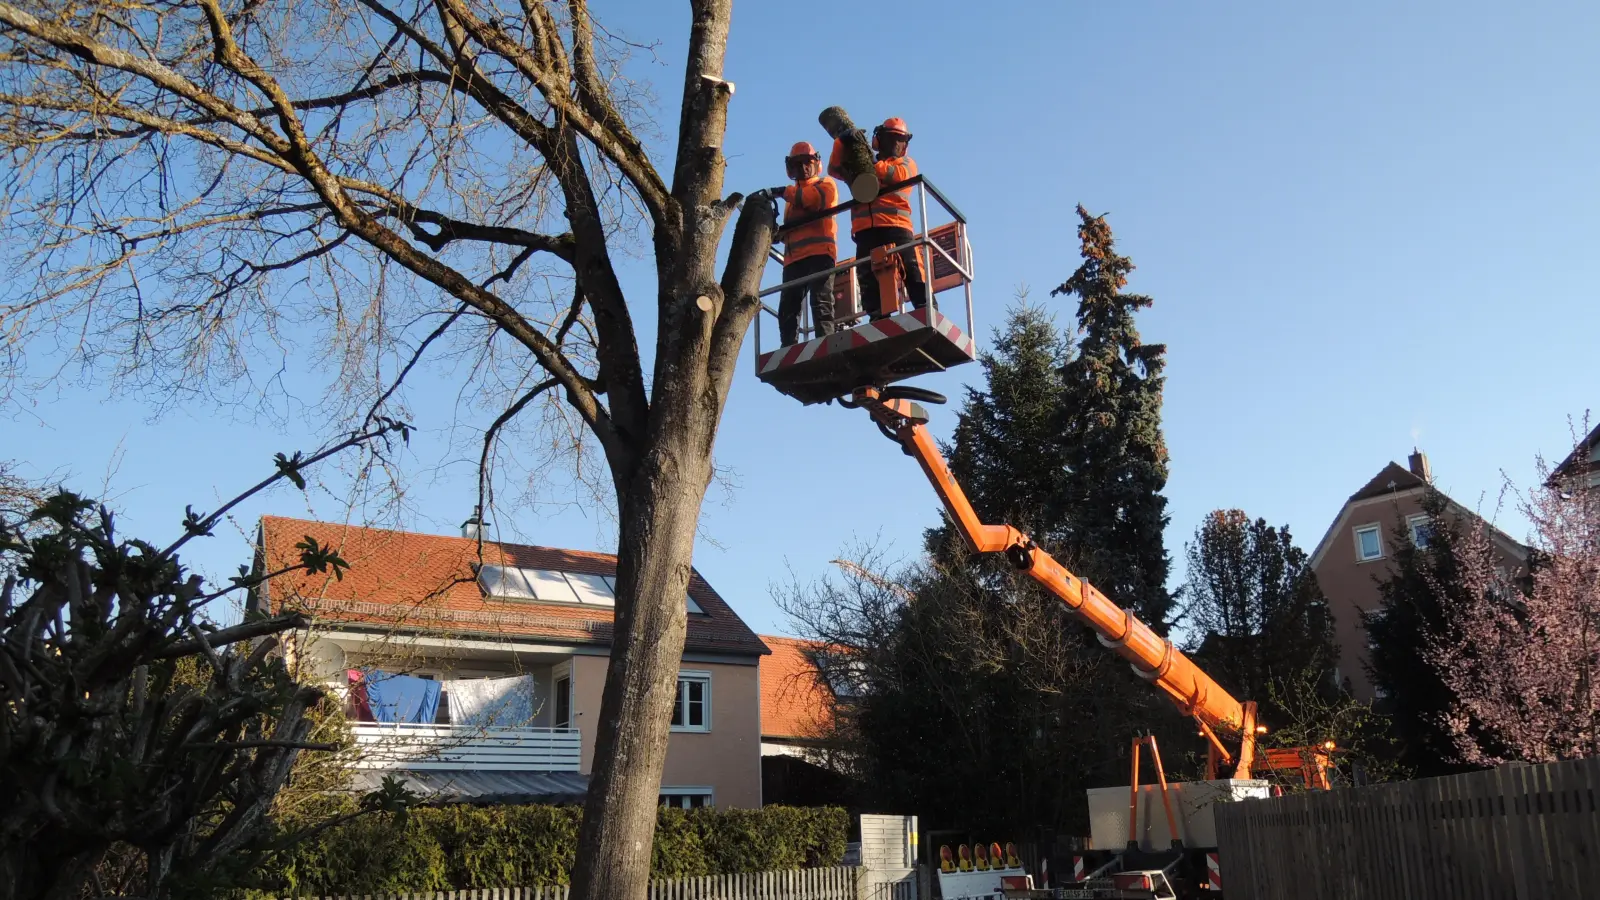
top-left (446, 674), bottom-right (538, 727)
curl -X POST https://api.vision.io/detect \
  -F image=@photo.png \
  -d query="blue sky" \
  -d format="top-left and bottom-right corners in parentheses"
top-left (4, 1), bottom-right (1597, 636)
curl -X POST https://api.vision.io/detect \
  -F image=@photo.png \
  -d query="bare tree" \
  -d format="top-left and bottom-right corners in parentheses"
top-left (1425, 435), bottom-right (1600, 766)
top-left (778, 543), bottom-right (1128, 835)
top-left (0, 1), bottom-right (777, 895)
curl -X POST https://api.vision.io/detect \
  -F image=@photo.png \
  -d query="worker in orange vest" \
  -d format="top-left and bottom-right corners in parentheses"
top-left (828, 117), bottom-right (926, 320)
top-left (770, 142), bottom-right (839, 345)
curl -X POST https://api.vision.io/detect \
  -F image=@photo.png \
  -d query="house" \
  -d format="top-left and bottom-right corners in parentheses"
top-left (1308, 450), bottom-right (1528, 701)
top-left (252, 516), bottom-right (770, 809)
top-left (758, 635), bottom-right (857, 808)
top-left (759, 636), bottom-right (836, 758)
top-left (1550, 421), bottom-right (1600, 492)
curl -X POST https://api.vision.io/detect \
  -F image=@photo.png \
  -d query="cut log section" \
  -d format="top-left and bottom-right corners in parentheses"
top-left (819, 106), bottom-right (879, 203)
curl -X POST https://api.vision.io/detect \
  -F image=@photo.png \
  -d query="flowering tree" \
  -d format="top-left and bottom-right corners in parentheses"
top-left (1426, 449), bottom-right (1600, 765)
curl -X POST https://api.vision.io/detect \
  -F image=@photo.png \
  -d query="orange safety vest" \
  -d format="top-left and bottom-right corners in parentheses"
top-left (780, 177), bottom-right (838, 266)
top-left (828, 138), bottom-right (918, 235)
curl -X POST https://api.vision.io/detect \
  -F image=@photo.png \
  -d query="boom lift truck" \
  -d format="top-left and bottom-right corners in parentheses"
top-left (751, 129), bottom-right (1332, 899)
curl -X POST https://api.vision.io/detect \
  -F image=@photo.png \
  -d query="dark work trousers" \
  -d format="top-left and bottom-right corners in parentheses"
top-left (853, 225), bottom-right (928, 319)
top-left (779, 255), bottom-right (836, 346)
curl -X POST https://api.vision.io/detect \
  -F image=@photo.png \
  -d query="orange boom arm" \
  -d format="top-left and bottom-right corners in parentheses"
top-left (858, 389), bottom-right (1260, 779)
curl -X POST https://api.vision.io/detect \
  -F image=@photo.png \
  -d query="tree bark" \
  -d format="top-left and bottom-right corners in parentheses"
top-left (568, 4), bottom-right (775, 896)
top-left (569, 448), bottom-right (711, 898)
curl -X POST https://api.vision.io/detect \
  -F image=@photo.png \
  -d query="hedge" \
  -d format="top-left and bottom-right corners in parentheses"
top-left (256, 802), bottom-right (848, 894)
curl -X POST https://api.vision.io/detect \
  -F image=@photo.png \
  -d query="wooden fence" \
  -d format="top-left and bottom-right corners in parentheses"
top-left (1214, 755), bottom-right (1600, 900)
top-left (276, 866), bottom-right (864, 900)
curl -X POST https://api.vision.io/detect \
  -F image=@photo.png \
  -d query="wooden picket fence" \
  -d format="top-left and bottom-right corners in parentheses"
top-left (1214, 755), bottom-right (1600, 900)
top-left (278, 866), bottom-right (863, 900)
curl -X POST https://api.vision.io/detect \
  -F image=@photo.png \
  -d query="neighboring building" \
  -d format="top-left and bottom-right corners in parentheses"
top-left (758, 635), bottom-right (856, 808)
top-left (759, 635), bottom-right (836, 757)
top-left (1308, 450), bottom-right (1528, 701)
top-left (1550, 422), bottom-right (1600, 492)
top-left (252, 516), bottom-right (769, 809)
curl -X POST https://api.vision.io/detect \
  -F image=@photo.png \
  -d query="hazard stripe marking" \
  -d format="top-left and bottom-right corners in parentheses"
top-left (759, 309), bottom-right (975, 373)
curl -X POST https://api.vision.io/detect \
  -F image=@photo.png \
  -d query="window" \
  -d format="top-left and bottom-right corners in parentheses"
top-left (659, 788), bottom-right (714, 809)
top-left (1354, 525), bottom-right (1383, 561)
top-left (1588, 470), bottom-right (1600, 489)
top-left (670, 672), bottom-right (711, 732)
top-left (1407, 515), bottom-right (1433, 549)
top-left (562, 572), bottom-right (616, 606)
top-left (554, 676), bottom-right (572, 730)
top-left (479, 565), bottom-right (579, 602)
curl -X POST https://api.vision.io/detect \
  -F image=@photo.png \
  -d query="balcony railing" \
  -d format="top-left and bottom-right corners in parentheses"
top-left (350, 723), bottom-right (581, 772)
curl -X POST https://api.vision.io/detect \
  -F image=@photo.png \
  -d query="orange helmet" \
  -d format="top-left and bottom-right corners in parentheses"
top-left (785, 141), bottom-right (820, 178)
top-left (872, 117), bottom-right (912, 152)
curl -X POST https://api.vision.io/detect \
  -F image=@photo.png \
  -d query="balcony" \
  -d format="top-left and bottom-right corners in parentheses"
top-left (350, 723), bottom-right (581, 772)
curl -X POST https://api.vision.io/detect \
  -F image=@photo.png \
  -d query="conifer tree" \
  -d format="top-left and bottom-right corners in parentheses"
top-left (941, 298), bottom-right (1071, 540)
top-left (1051, 207), bottom-right (1174, 627)
top-left (1365, 490), bottom-right (1473, 777)
top-left (1182, 509), bottom-right (1339, 723)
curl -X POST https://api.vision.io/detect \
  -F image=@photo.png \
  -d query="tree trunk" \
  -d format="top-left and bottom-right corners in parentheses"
top-left (567, 3), bottom-right (776, 896)
top-left (569, 439), bottom-right (713, 898)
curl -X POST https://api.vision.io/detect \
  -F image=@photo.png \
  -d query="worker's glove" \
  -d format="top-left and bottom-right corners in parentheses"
top-left (748, 188), bottom-right (781, 223)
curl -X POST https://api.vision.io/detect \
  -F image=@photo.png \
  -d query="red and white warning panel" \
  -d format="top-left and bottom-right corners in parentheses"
top-left (1207, 852), bottom-right (1222, 891)
top-left (756, 307), bottom-right (977, 405)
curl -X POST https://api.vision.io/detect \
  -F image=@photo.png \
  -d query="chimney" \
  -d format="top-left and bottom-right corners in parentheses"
top-left (461, 511), bottom-right (487, 541)
top-left (1408, 449), bottom-right (1432, 483)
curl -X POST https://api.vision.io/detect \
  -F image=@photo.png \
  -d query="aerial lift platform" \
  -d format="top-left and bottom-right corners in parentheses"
top-left (752, 137), bottom-right (1333, 898)
top-left (753, 174), bottom-right (977, 405)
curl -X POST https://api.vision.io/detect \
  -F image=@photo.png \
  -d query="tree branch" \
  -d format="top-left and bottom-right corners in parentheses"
top-left (159, 422), bottom-right (406, 560)
top-left (156, 613), bottom-right (307, 659)
top-left (474, 376), bottom-right (561, 553)
top-left (393, 207), bottom-right (574, 260)
top-left (431, 0), bottom-right (672, 226)
top-left (68, 0), bottom-right (629, 465)
top-left (363, 304), bottom-right (469, 434)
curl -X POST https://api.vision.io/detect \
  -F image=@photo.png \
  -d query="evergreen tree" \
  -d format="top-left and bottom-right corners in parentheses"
top-left (863, 293), bottom-right (1190, 834)
top-left (1051, 207), bottom-right (1174, 627)
top-left (1182, 509), bottom-right (1339, 723)
top-left (786, 217), bottom-right (1191, 838)
top-left (942, 299), bottom-right (1071, 536)
top-left (1365, 490), bottom-right (1473, 778)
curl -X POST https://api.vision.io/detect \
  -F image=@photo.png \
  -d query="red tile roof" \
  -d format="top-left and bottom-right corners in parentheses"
top-left (759, 635), bottom-right (836, 740)
top-left (257, 516), bottom-right (768, 657)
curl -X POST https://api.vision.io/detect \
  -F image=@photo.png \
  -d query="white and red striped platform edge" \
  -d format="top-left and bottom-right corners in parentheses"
top-left (1207, 852), bottom-right (1222, 890)
top-left (757, 308), bottom-right (976, 376)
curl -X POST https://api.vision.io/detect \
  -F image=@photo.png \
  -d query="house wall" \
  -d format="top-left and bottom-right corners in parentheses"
top-left (1313, 491), bottom-right (1525, 702)
top-left (570, 654), bottom-right (763, 809)
top-left (1313, 491), bottom-right (1428, 701)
